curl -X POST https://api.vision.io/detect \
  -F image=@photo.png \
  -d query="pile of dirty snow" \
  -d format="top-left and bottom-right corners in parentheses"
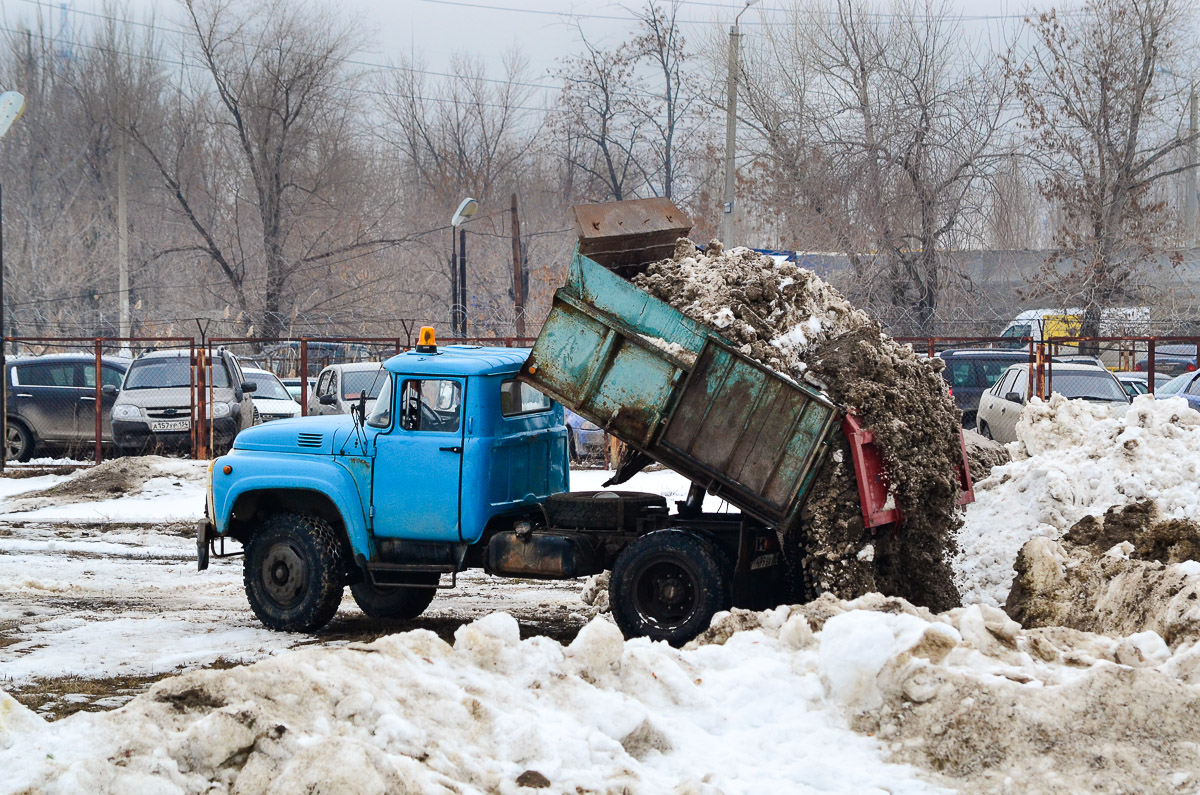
top-left (10, 599), bottom-right (1200, 793)
top-left (954, 394), bottom-right (1200, 606)
top-left (0, 456), bottom-right (206, 523)
top-left (1006, 500), bottom-right (1200, 646)
top-left (634, 240), bottom-right (964, 611)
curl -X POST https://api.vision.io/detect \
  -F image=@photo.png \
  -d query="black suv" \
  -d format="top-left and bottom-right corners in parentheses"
top-left (5, 354), bottom-right (130, 461)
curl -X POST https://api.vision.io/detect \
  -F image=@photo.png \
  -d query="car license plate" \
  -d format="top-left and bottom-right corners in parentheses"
top-left (150, 419), bottom-right (190, 432)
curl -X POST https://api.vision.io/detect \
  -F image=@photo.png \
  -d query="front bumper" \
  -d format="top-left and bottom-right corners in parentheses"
top-left (113, 417), bottom-right (239, 452)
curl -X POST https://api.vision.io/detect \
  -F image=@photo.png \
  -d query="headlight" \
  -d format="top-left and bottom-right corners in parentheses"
top-left (210, 402), bottom-right (232, 419)
top-left (112, 404), bottom-right (141, 421)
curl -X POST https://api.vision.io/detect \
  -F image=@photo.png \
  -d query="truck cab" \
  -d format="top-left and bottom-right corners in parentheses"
top-left (201, 336), bottom-right (569, 633)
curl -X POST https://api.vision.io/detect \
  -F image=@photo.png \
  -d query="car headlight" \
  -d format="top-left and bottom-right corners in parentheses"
top-left (112, 404), bottom-right (141, 421)
top-left (210, 402), bottom-right (232, 419)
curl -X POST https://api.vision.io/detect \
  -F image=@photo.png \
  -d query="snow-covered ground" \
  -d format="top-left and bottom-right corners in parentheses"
top-left (6, 394), bottom-right (1200, 793)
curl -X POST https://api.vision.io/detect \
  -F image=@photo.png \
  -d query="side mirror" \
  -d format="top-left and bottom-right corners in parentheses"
top-left (1005, 392), bottom-right (1022, 403)
top-left (102, 384), bottom-right (119, 396)
top-left (242, 381), bottom-right (257, 393)
top-left (319, 394), bottom-right (337, 406)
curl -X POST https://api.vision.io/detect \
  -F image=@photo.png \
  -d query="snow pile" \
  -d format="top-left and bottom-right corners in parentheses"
top-left (635, 240), bottom-right (964, 612)
top-left (11, 599), bottom-right (1200, 793)
top-left (0, 456), bottom-right (207, 523)
top-left (1006, 501), bottom-right (1200, 645)
top-left (955, 394), bottom-right (1200, 606)
top-left (634, 239), bottom-right (871, 373)
top-left (0, 610), bottom-right (948, 794)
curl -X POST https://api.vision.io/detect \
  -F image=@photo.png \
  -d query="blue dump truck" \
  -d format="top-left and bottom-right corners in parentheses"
top-left (200, 198), bottom-right (971, 645)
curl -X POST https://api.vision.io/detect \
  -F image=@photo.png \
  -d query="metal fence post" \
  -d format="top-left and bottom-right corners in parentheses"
top-left (94, 339), bottom-right (102, 465)
top-left (1148, 338), bottom-right (1156, 394)
top-left (300, 338), bottom-right (308, 417)
top-left (196, 344), bottom-right (208, 460)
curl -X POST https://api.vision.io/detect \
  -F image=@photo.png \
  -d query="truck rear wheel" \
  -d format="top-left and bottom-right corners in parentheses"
top-left (244, 512), bottom-right (346, 632)
top-left (350, 575), bottom-right (439, 620)
top-left (609, 530), bottom-right (731, 646)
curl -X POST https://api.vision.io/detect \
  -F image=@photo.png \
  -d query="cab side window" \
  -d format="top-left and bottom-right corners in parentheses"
top-left (400, 379), bottom-right (461, 432)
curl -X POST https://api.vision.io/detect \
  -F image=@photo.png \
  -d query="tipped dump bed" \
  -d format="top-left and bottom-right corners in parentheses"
top-left (518, 248), bottom-right (841, 529)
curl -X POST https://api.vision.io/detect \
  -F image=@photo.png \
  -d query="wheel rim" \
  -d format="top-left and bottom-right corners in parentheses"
top-left (5, 426), bottom-right (24, 459)
top-left (631, 556), bottom-right (698, 628)
top-left (260, 540), bottom-right (309, 609)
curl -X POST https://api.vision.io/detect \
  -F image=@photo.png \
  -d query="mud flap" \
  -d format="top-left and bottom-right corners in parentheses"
top-left (197, 521), bottom-right (211, 571)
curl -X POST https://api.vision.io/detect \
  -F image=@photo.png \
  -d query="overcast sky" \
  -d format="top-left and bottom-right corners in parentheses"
top-left (0, 0), bottom-right (1041, 92)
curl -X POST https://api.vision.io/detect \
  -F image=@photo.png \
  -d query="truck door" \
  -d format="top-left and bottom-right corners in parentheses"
top-left (371, 377), bottom-right (465, 542)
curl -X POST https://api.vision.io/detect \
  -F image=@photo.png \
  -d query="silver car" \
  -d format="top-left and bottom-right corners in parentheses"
top-left (109, 348), bottom-right (257, 455)
top-left (307, 362), bottom-right (387, 416)
top-left (976, 362), bottom-right (1130, 443)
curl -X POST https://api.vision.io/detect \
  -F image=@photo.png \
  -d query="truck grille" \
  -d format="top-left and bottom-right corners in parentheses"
top-left (297, 432), bottom-right (324, 448)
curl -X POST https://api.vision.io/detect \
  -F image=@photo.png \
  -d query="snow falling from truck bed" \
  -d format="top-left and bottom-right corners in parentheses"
top-left (633, 241), bottom-right (964, 611)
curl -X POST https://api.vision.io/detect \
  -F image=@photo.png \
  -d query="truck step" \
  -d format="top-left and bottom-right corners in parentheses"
top-left (362, 559), bottom-right (459, 589)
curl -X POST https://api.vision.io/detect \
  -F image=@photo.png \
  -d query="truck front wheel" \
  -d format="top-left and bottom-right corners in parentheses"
top-left (244, 512), bottom-right (346, 632)
top-left (609, 530), bottom-right (731, 646)
top-left (350, 575), bottom-right (439, 620)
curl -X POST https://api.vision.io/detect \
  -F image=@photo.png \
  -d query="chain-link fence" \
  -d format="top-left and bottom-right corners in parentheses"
top-left (0, 334), bottom-right (540, 467)
top-left (1, 337), bottom-right (195, 467)
top-left (14, 331), bottom-right (1188, 468)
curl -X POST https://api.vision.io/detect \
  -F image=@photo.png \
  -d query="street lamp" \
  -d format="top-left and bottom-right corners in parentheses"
top-left (0, 91), bottom-right (26, 472)
top-left (449, 197), bottom-right (478, 338)
top-left (720, 0), bottom-right (760, 246)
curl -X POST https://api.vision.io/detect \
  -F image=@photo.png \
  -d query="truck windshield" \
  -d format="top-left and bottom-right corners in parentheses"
top-left (996, 324), bottom-right (1031, 350)
top-left (366, 376), bottom-right (393, 428)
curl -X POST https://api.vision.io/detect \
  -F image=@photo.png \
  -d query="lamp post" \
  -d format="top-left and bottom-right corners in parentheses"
top-left (0, 91), bottom-right (26, 472)
top-left (449, 197), bottom-right (478, 338)
top-left (720, 0), bottom-right (760, 247)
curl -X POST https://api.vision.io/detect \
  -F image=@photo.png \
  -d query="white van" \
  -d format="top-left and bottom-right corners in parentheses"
top-left (998, 307), bottom-right (1151, 368)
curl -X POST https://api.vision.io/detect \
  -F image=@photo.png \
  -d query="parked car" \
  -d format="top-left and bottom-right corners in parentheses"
top-left (1154, 371), bottom-right (1200, 410)
top-left (937, 349), bottom-right (1074, 428)
top-left (4, 353), bottom-right (130, 461)
top-left (243, 368), bottom-right (302, 422)
top-left (565, 408), bottom-right (606, 463)
top-left (307, 362), bottom-right (386, 416)
top-left (1115, 371), bottom-right (1169, 398)
top-left (109, 348), bottom-right (257, 455)
top-left (976, 362), bottom-right (1130, 443)
top-left (1134, 344), bottom-right (1198, 377)
top-left (280, 377), bottom-right (309, 404)
top-left (938, 350), bottom-right (1040, 428)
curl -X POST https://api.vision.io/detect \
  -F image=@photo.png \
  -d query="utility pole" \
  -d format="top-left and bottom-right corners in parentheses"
top-left (511, 193), bottom-right (525, 339)
top-left (1188, 84), bottom-right (1198, 244)
top-left (720, 0), bottom-right (759, 247)
top-left (117, 120), bottom-right (130, 354)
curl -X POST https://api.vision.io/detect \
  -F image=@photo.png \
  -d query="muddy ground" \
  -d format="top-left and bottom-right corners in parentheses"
top-left (0, 518), bottom-right (589, 721)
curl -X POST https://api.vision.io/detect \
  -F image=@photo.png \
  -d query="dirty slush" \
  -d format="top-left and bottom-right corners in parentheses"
top-left (633, 240), bottom-right (963, 611)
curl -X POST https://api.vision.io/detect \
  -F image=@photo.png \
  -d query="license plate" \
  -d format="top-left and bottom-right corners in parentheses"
top-left (150, 419), bottom-right (190, 432)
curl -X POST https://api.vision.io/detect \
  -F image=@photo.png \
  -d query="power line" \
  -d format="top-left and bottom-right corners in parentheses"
top-left (14, 0), bottom-right (563, 92)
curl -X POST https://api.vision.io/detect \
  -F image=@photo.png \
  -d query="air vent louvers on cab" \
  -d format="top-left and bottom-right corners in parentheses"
top-left (297, 432), bottom-right (324, 448)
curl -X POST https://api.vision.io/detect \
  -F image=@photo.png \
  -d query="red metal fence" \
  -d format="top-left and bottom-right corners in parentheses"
top-left (1, 334), bottom-right (537, 467)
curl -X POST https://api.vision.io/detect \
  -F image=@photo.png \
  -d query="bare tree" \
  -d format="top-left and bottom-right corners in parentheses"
top-left (553, 33), bottom-right (646, 202)
top-left (1011, 0), bottom-right (1199, 335)
top-left (129, 0), bottom-right (412, 338)
top-left (739, 0), bottom-right (1011, 333)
